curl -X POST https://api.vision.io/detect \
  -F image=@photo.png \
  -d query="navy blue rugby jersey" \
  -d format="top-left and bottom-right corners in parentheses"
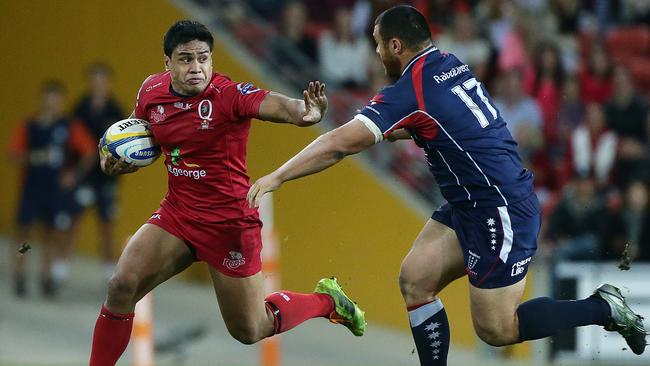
top-left (357, 46), bottom-right (534, 208)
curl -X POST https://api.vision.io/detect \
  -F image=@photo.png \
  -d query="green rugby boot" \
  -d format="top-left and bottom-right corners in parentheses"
top-left (314, 277), bottom-right (366, 336)
top-left (592, 283), bottom-right (647, 355)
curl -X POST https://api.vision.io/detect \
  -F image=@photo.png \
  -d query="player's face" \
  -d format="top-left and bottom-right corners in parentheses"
top-left (373, 25), bottom-right (401, 79)
top-left (166, 40), bottom-right (212, 96)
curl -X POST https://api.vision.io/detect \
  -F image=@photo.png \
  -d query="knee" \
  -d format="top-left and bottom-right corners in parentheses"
top-left (474, 321), bottom-right (518, 347)
top-left (399, 270), bottom-right (436, 305)
top-left (106, 273), bottom-right (139, 304)
top-left (227, 324), bottom-right (265, 345)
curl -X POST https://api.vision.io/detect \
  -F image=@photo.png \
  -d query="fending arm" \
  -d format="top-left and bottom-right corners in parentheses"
top-left (247, 118), bottom-right (377, 207)
top-left (258, 81), bottom-right (327, 127)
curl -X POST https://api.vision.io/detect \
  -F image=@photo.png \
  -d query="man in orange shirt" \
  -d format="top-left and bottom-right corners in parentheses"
top-left (8, 80), bottom-right (96, 298)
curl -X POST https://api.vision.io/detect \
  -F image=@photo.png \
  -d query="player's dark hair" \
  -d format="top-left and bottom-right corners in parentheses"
top-left (375, 5), bottom-right (432, 50)
top-left (163, 20), bottom-right (214, 57)
top-left (41, 79), bottom-right (66, 94)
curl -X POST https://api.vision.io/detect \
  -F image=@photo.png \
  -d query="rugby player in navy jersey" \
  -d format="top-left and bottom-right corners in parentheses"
top-left (248, 5), bottom-right (646, 364)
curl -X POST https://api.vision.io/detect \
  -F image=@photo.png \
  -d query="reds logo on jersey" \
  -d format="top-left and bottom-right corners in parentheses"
top-left (198, 99), bottom-right (213, 130)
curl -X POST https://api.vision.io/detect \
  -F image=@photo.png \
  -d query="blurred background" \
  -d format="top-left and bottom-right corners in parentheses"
top-left (1, 0), bottom-right (650, 365)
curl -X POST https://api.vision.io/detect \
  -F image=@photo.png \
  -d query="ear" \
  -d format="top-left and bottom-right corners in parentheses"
top-left (389, 38), bottom-right (404, 55)
top-left (164, 55), bottom-right (171, 71)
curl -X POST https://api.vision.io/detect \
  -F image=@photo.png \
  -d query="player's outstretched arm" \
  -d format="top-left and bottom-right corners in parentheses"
top-left (258, 81), bottom-right (327, 126)
top-left (247, 118), bottom-right (375, 207)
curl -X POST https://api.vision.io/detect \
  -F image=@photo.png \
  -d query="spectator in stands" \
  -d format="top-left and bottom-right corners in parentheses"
top-left (526, 41), bottom-right (566, 144)
top-left (318, 6), bottom-right (372, 89)
top-left (73, 62), bottom-right (125, 279)
top-left (493, 68), bottom-right (556, 197)
top-left (609, 180), bottom-right (650, 261)
top-left (551, 0), bottom-right (581, 36)
top-left (579, 44), bottom-right (613, 104)
top-left (435, 12), bottom-right (491, 80)
top-left (268, 1), bottom-right (318, 88)
top-left (248, 0), bottom-right (286, 19)
top-left (605, 64), bottom-right (650, 187)
top-left (304, 0), bottom-right (357, 24)
top-left (564, 103), bottom-right (618, 188)
top-left (7, 80), bottom-right (96, 298)
top-left (546, 173), bottom-right (611, 261)
top-left (556, 76), bottom-right (584, 164)
top-left (495, 68), bottom-right (543, 146)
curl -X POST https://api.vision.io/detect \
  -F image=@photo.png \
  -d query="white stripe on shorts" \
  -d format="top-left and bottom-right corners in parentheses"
top-left (497, 206), bottom-right (514, 263)
top-left (408, 299), bottom-right (444, 328)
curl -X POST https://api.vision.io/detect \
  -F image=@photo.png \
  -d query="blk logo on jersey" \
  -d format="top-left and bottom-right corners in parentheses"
top-left (174, 101), bottom-right (192, 110)
top-left (223, 251), bottom-right (246, 270)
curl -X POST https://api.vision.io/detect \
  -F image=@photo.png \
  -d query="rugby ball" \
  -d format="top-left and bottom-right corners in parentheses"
top-left (100, 118), bottom-right (161, 167)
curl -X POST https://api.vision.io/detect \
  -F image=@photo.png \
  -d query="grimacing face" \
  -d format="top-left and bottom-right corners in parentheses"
top-left (373, 25), bottom-right (402, 79)
top-left (165, 40), bottom-right (213, 96)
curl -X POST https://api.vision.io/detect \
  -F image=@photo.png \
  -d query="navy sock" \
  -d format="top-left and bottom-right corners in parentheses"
top-left (408, 299), bottom-right (450, 366)
top-left (517, 296), bottom-right (610, 341)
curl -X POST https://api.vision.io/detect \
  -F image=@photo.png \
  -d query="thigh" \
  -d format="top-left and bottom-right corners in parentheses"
top-left (209, 268), bottom-right (272, 335)
top-left (469, 277), bottom-right (526, 342)
top-left (400, 217), bottom-right (466, 305)
top-left (112, 223), bottom-right (195, 300)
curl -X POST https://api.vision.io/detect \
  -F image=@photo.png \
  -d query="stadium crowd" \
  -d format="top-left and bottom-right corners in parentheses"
top-left (197, 0), bottom-right (650, 263)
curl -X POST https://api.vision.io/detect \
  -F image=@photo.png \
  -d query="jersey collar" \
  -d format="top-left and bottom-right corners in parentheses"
top-left (401, 46), bottom-right (438, 77)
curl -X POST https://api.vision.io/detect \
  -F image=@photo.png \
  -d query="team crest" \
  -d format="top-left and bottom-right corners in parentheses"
top-left (197, 99), bottom-right (213, 130)
top-left (150, 104), bottom-right (166, 123)
top-left (467, 250), bottom-right (481, 270)
top-left (223, 251), bottom-right (246, 270)
top-left (465, 250), bottom-right (481, 279)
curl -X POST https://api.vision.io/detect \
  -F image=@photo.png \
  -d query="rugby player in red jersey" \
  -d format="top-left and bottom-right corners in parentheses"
top-left (89, 20), bottom-right (365, 366)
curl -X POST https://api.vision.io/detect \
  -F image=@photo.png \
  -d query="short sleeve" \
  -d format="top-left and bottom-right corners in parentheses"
top-left (68, 120), bottom-right (97, 156)
top-left (134, 75), bottom-right (156, 120)
top-left (355, 85), bottom-right (417, 143)
top-left (220, 80), bottom-right (270, 120)
top-left (7, 122), bottom-right (28, 156)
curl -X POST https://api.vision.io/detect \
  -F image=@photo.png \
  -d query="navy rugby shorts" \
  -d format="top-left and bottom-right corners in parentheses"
top-left (432, 194), bottom-right (541, 289)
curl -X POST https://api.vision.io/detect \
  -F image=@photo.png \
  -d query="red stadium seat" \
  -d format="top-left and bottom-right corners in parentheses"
top-left (624, 56), bottom-right (650, 94)
top-left (606, 26), bottom-right (650, 62)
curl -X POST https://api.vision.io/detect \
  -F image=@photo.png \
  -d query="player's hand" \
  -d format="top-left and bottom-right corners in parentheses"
top-left (247, 173), bottom-right (283, 208)
top-left (99, 145), bottom-right (139, 176)
top-left (302, 81), bottom-right (327, 124)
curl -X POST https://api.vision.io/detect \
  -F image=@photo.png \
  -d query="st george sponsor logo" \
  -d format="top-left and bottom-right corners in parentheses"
top-left (511, 257), bottom-right (531, 277)
top-left (167, 164), bottom-right (207, 180)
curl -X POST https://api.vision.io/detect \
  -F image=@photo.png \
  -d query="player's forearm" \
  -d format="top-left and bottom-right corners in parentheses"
top-left (283, 98), bottom-right (312, 126)
top-left (276, 132), bottom-right (347, 183)
top-left (259, 92), bottom-right (310, 126)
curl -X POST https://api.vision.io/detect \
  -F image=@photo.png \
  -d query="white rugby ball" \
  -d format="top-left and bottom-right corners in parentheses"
top-left (100, 118), bottom-right (161, 167)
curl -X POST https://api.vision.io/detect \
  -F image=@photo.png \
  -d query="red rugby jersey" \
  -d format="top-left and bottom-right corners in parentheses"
top-left (134, 71), bottom-right (269, 222)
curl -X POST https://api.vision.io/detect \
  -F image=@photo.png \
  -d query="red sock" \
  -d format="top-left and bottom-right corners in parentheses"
top-left (264, 291), bottom-right (335, 334)
top-left (89, 305), bottom-right (135, 366)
